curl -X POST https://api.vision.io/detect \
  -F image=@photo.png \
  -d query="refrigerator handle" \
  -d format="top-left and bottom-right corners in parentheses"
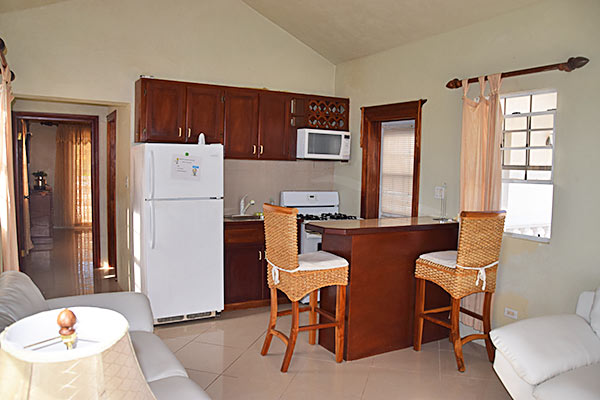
top-left (148, 150), bottom-right (155, 199)
top-left (149, 201), bottom-right (156, 249)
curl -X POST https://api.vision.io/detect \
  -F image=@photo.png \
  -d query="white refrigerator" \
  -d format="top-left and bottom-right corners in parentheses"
top-left (131, 143), bottom-right (224, 323)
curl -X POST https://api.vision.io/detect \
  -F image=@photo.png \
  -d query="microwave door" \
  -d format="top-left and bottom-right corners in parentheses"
top-left (308, 133), bottom-right (342, 157)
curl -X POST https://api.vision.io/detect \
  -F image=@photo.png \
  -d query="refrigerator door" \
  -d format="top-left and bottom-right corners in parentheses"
top-left (144, 198), bottom-right (224, 319)
top-left (138, 143), bottom-right (223, 200)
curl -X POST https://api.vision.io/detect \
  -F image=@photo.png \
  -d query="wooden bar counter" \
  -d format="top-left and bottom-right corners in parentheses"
top-left (306, 217), bottom-right (458, 361)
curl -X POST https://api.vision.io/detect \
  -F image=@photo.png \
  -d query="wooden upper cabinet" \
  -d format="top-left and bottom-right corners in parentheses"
top-left (136, 79), bottom-right (186, 142)
top-left (224, 88), bottom-right (259, 159)
top-left (258, 92), bottom-right (294, 161)
top-left (185, 85), bottom-right (224, 144)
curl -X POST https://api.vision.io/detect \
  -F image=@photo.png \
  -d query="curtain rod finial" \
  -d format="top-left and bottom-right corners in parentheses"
top-left (0, 38), bottom-right (5, 53)
top-left (446, 78), bottom-right (462, 89)
top-left (561, 56), bottom-right (589, 72)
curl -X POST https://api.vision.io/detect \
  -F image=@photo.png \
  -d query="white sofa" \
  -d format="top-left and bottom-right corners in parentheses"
top-left (490, 289), bottom-right (600, 400)
top-left (0, 271), bottom-right (210, 400)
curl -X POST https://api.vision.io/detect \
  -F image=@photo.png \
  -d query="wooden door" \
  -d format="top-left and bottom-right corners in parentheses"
top-left (224, 244), bottom-right (264, 304)
top-left (185, 84), bottom-right (224, 144)
top-left (143, 79), bottom-right (186, 142)
top-left (224, 88), bottom-right (259, 159)
top-left (258, 92), bottom-right (294, 160)
top-left (106, 111), bottom-right (117, 275)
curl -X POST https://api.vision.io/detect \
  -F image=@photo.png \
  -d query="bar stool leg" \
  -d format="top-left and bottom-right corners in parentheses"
top-left (413, 278), bottom-right (426, 351)
top-left (451, 297), bottom-right (465, 372)
top-left (281, 301), bottom-right (300, 372)
top-left (483, 292), bottom-right (495, 362)
top-left (261, 287), bottom-right (278, 356)
top-left (335, 285), bottom-right (346, 363)
top-left (309, 290), bottom-right (318, 345)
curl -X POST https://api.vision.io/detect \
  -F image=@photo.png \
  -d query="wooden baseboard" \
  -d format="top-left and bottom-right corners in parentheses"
top-left (224, 297), bottom-right (289, 311)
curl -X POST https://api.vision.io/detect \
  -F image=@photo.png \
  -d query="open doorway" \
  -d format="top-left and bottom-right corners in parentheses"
top-left (13, 111), bottom-right (118, 297)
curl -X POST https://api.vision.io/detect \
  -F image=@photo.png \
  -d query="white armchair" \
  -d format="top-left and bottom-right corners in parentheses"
top-left (0, 271), bottom-right (210, 400)
top-left (490, 289), bottom-right (600, 400)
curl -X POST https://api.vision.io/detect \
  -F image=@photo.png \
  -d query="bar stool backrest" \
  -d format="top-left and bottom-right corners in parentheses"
top-left (263, 204), bottom-right (299, 271)
top-left (456, 211), bottom-right (506, 269)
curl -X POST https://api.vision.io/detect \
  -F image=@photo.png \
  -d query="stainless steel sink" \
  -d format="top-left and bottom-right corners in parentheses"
top-left (225, 214), bottom-right (263, 221)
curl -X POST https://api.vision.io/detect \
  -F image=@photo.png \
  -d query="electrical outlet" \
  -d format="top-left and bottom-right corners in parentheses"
top-left (504, 307), bottom-right (518, 320)
top-left (434, 186), bottom-right (445, 200)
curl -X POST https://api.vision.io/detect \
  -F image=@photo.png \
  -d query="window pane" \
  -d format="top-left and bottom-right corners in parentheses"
top-left (527, 170), bottom-right (552, 180)
top-left (530, 149), bottom-right (552, 166)
top-left (531, 114), bottom-right (554, 129)
top-left (379, 120), bottom-right (415, 217)
top-left (502, 169), bottom-right (525, 180)
top-left (532, 92), bottom-right (557, 112)
top-left (505, 95), bottom-right (530, 115)
top-left (503, 131), bottom-right (527, 148)
top-left (504, 117), bottom-right (527, 131)
top-left (501, 182), bottom-right (553, 239)
top-left (530, 130), bottom-right (553, 147)
top-left (503, 149), bottom-right (526, 166)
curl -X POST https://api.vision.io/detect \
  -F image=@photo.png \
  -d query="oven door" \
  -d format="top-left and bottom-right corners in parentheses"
top-left (300, 224), bottom-right (322, 254)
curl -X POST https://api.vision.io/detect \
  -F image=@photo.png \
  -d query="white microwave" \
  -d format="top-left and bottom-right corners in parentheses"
top-left (296, 128), bottom-right (351, 161)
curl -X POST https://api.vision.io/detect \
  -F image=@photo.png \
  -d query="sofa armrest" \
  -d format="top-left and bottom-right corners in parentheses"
top-left (46, 292), bottom-right (154, 332)
top-left (576, 291), bottom-right (595, 323)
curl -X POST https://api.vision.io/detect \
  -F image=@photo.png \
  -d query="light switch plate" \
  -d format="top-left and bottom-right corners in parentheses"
top-left (504, 307), bottom-right (518, 320)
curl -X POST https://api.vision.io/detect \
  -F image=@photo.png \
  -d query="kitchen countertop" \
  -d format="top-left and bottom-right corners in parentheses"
top-left (305, 217), bottom-right (457, 236)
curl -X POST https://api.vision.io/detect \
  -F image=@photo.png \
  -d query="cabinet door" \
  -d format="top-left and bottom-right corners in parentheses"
top-left (224, 88), bottom-right (259, 159)
top-left (258, 92), bottom-right (294, 160)
top-left (185, 84), bottom-right (224, 144)
top-left (143, 80), bottom-right (186, 142)
top-left (224, 244), bottom-right (264, 304)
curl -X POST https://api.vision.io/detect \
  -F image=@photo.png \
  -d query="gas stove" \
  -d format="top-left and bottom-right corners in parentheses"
top-left (298, 212), bottom-right (358, 221)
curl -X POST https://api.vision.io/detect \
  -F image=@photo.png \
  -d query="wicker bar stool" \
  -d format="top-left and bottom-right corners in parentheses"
top-left (413, 211), bottom-right (506, 372)
top-left (260, 204), bottom-right (349, 372)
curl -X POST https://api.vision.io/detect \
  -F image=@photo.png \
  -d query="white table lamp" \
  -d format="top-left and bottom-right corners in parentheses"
top-left (0, 307), bottom-right (155, 399)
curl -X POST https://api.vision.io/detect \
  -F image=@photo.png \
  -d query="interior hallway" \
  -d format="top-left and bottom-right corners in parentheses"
top-left (20, 228), bottom-right (119, 299)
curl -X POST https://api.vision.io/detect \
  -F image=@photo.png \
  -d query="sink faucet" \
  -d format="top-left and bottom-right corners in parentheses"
top-left (240, 194), bottom-right (255, 215)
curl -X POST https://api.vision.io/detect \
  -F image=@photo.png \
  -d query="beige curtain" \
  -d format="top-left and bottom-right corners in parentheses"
top-left (54, 123), bottom-right (92, 228)
top-left (459, 74), bottom-right (503, 330)
top-left (21, 124), bottom-right (34, 255)
top-left (0, 61), bottom-right (19, 271)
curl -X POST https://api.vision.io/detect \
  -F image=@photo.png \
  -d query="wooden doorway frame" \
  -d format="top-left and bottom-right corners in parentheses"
top-left (360, 99), bottom-right (426, 219)
top-left (12, 112), bottom-right (101, 269)
top-left (106, 110), bottom-right (117, 275)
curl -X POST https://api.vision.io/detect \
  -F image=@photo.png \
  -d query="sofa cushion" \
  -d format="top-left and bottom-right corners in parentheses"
top-left (0, 271), bottom-right (49, 332)
top-left (490, 314), bottom-right (600, 385)
top-left (130, 331), bottom-right (188, 382)
top-left (590, 287), bottom-right (600, 336)
top-left (148, 376), bottom-right (211, 400)
top-left (533, 363), bottom-right (600, 400)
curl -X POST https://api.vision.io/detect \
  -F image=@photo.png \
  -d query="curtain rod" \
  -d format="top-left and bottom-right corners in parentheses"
top-left (0, 38), bottom-right (16, 81)
top-left (446, 56), bottom-right (589, 89)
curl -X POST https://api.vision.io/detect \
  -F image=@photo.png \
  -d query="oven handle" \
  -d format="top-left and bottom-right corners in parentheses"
top-left (304, 231), bottom-right (322, 239)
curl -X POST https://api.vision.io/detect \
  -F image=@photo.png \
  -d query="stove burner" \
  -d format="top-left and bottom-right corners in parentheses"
top-left (298, 213), bottom-right (357, 221)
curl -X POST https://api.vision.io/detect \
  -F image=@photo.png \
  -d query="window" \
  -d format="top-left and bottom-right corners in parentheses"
top-left (379, 120), bottom-right (415, 217)
top-left (500, 90), bottom-right (556, 241)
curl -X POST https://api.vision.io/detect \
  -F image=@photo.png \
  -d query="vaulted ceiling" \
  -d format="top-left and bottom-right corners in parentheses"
top-left (242, 0), bottom-right (542, 63)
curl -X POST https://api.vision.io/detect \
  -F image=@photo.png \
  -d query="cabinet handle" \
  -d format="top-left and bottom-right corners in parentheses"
top-left (187, 128), bottom-right (191, 138)
top-left (290, 117), bottom-right (295, 127)
top-left (253, 145), bottom-right (257, 154)
top-left (178, 127), bottom-right (182, 137)
top-left (260, 145), bottom-right (264, 155)
top-left (258, 250), bottom-right (262, 261)
top-left (291, 99), bottom-right (295, 114)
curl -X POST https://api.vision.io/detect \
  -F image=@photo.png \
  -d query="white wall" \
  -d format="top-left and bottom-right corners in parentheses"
top-left (0, 0), bottom-right (336, 289)
top-left (27, 123), bottom-right (57, 189)
top-left (334, 0), bottom-right (600, 326)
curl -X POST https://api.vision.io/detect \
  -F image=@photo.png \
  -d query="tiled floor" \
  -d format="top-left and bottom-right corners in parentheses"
top-left (21, 228), bottom-right (120, 298)
top-left (155, 307), bottom-right (511, 400)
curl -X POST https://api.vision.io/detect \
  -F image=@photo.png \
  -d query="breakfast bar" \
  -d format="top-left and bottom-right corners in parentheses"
top-left (306, 217), bottom-right (459, 361)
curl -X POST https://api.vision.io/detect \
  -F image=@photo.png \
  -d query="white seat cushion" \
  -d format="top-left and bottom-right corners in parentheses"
top-left (0, 271), bottom-right (49, 332)
top-left (590, 287), bottom-right (600, 336)
top-left (490, 314), bottom-right (600, 385)
top-left (148, 376), bottom-right (211, 400)
top-left (130, 331), bottom-right (188, 382)
top-left (533, 362), bottom-right (600, 400)
top-left (297, 251), bottom-right (348, 271)
top-left (418, 250), bottom-right (457, 268)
